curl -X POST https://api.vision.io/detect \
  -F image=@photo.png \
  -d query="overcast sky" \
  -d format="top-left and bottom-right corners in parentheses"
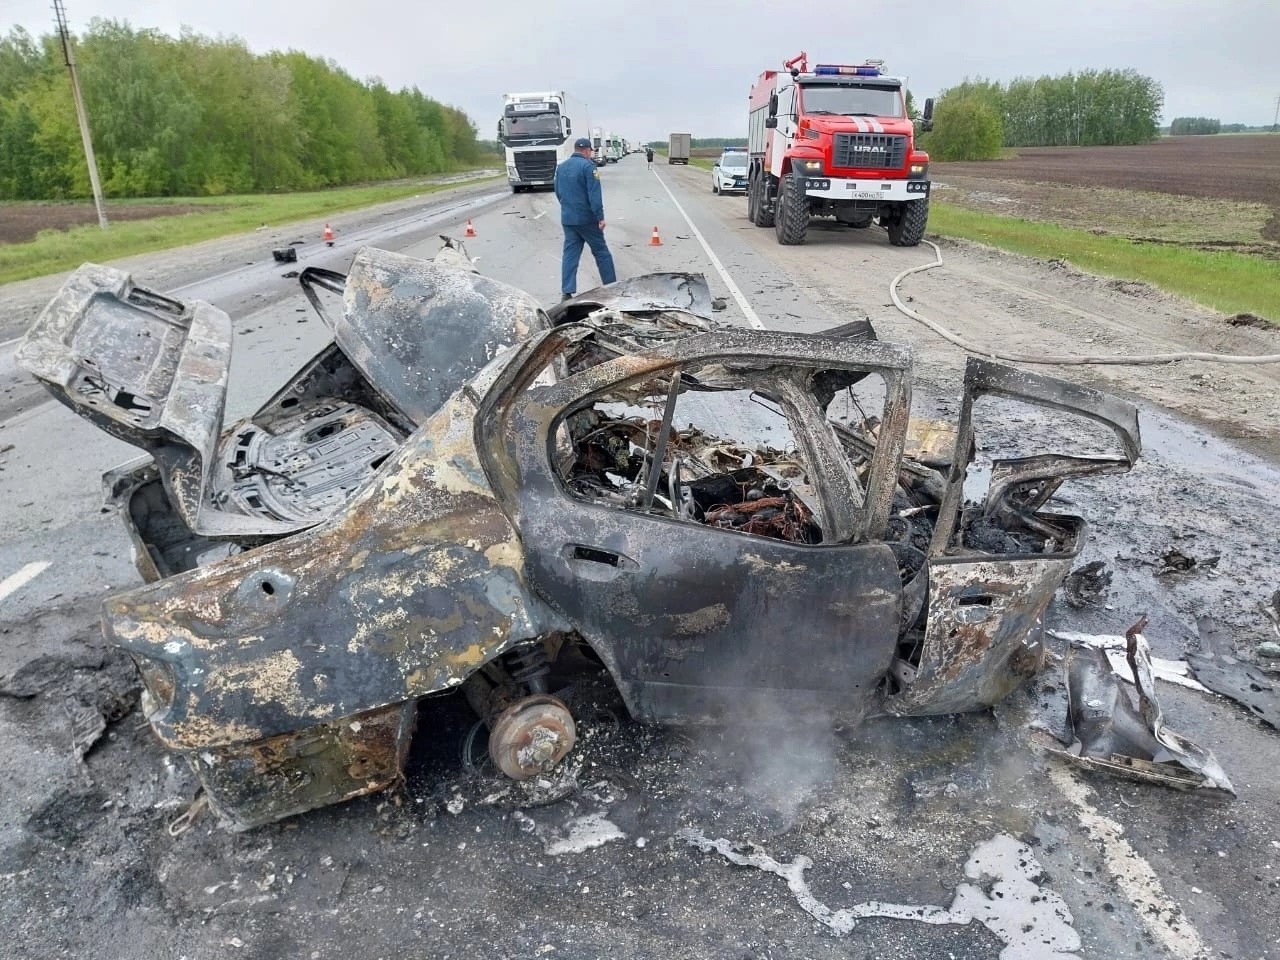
top-left (5, 0), bottom-right (1278, 140)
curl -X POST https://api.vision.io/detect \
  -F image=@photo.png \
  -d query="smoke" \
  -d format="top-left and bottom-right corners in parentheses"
top-left (685, 697), bottom-right (841, 833)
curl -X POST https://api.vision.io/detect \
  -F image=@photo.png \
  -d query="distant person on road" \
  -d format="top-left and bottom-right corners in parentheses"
top-left (645, 146), bottom-right (654, 168)
top-left (554, 137), bottom-right (616, 301)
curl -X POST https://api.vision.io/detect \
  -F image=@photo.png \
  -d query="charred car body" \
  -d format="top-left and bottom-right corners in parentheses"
top-left (17, 243), bottom-right (1143, 829)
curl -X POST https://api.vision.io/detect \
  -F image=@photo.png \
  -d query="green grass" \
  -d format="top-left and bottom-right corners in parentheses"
top-left (929, 202), bottom-right (1279, 323)
top-left (686, 157), bottom-right (716, 171)
top-left (0, 175), bottom-right (502, 284)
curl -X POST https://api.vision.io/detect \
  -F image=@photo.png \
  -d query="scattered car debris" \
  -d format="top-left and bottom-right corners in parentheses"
top-left (281, 270), bottom-right (300, 279)
top-left (1050, 617), bottom-right (1234, 792)
top-left (1048, 630), bottom-right (1209, 692)
top-left (1061, 559), bottom-right (1111, 608)
top-left (1186, 617), bottom-right (1278, 730)
top-left (1260, 589), bottom-right (1280, 638)
top-left (0, 641), bottom-right (139, 762)
top-left (16, 239), bottom-right (1143, 830)
top-left (1155, 547), bottom-right (1219, 576)
top-left (272, 248), bottom-right (298, 264)
top-left (679, 829), bottom-right (1081, 957)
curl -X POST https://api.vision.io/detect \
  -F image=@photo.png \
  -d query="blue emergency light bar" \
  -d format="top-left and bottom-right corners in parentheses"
top-left (813, 65), bottom-right (881, 76)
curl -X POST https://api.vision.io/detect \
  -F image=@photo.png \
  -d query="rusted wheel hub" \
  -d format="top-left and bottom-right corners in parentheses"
top-left (488, 694), bottom-right (576, 780)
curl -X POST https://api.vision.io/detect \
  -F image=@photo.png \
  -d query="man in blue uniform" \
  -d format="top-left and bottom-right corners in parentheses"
top-left (554, 137), bottom-right (617, 300)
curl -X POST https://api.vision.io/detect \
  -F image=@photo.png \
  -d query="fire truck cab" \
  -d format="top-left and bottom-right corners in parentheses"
top-left (747, 53), bottom-right (934, 246)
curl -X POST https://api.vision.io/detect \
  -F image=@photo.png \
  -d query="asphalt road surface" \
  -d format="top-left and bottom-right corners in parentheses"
top-left (1, 158), bottom-right (1278, 960)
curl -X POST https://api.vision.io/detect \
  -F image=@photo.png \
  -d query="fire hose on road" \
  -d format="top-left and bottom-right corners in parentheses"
top-left (890, 240), bottom-right (1280, 366)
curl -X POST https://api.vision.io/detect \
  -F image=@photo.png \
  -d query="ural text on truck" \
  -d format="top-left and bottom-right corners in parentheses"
top-left (747, 53), bottom-right (934, 246)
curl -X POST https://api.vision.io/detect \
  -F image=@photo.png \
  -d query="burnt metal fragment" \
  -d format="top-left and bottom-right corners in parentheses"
top-left (1053, 617), bottom-right (1233, 793)
top-left (1186, 617), bottom-right (1278, 730)
top-left (1062, 560), bottom-right (1111, 608)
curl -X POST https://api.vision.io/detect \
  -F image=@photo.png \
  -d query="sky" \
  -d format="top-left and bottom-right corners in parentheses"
top-left (4, 0), bottom-right (1278, 142)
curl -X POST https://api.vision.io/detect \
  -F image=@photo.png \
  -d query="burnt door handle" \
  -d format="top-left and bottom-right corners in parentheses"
top-left (570, 545), bottom-right (621, 566)
top-left (564, 544), bottom-right (631, 581)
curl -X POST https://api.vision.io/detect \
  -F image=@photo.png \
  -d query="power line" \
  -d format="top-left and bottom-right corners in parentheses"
top-left (52, 0), bottom-right (108, 230)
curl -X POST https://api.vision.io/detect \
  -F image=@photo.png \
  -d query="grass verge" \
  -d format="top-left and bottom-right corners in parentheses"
top-left (0, 176), bottom-right (501, 285)
top-left (929, 202), bottom-right (1280, 323)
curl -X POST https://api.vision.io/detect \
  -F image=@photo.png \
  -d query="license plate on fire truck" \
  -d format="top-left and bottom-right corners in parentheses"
top-left (846, 188), bottom-right (882, 200)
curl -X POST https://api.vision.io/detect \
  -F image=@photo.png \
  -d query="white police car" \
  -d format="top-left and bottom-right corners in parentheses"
top-left (711, 149), bottom-right (748, 195)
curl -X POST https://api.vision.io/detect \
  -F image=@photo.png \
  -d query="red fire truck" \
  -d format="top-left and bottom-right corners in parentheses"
top-left (747, 53), bottom-right (934, 246)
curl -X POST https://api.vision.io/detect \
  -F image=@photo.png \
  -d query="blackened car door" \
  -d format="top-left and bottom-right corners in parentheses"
top-left (502, 329), bottom-right (914, 725)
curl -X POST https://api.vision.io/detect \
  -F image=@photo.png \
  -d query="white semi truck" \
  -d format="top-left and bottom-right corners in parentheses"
top-left (605, 133), bottom-right (623, 163)
top-left (498, 92), bottom-right (586, 192)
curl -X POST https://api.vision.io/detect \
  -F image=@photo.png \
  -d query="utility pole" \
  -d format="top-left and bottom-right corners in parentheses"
top-left (1273, 94), bottom-right (1279, 133)
top-left (53, 0), bottom-right (108, 229)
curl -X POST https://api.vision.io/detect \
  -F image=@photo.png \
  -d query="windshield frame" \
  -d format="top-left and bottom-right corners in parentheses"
top-left (797, 81), bottom-right (905, 120)
top-left (717, 153), bottom-right (748, 170)
top-left (501, 112), bottom-right (566, 143)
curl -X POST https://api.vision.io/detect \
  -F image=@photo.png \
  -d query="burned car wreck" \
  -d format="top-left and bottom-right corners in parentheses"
top-left (18, 242), bottom-right (1146, 830)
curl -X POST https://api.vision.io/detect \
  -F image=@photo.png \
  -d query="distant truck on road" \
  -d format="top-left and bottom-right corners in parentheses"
top-left (498, 91), bottom-right (585, 193)
top-left (667, 133), bottom-right (691, 165)
top-left (605, 133), bottom-right (623, 163)
top-left (746, 52), bottom-right (934, 246)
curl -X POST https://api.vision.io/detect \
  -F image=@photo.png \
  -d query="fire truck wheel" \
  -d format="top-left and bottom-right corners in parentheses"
top-left (775, 175), bottom-right (808, 245)
top-left (887, 198), bottom-right (929, 246)
top-left (749, 173), bottom-right (774, 227)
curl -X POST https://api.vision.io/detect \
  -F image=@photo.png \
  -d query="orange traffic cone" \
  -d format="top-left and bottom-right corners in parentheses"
top-left (322, 222), bottom-right (335, 246)
top-left (649, 226), bottom-right (662, 246)
top-left (465, 219), bottom-right (477, 238)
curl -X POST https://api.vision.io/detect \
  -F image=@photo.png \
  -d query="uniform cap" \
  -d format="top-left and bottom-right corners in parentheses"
top-left (573, 137), bottom-right (592, 149)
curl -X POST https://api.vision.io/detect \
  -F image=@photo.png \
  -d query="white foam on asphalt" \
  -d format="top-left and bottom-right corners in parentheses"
top-left (680, 829), bottom-right (1081, 958)
top-left (545, 813), bottom-right (625, 856)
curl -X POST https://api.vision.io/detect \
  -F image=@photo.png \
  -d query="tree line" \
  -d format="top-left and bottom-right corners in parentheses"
top-left (0, 22), bottom-right (487, 200)
top-left (922, 69), bottom-right (1164, 161)
top-left (1169, 117), bottom-right (1220, 135)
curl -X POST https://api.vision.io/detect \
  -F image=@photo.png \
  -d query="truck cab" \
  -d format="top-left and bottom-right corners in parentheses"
top-left (499, 92), bottom-right (578, 193)
top-left (747, 54), bottom-right (934, 246)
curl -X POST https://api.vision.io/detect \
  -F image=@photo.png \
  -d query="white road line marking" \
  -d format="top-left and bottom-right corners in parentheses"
top-left (649, 170), bottom-right (765, 331)
top-left (1048, 767), bottom-right (1206, 959)
top-left (0, 561), bottom-right (51, 604)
